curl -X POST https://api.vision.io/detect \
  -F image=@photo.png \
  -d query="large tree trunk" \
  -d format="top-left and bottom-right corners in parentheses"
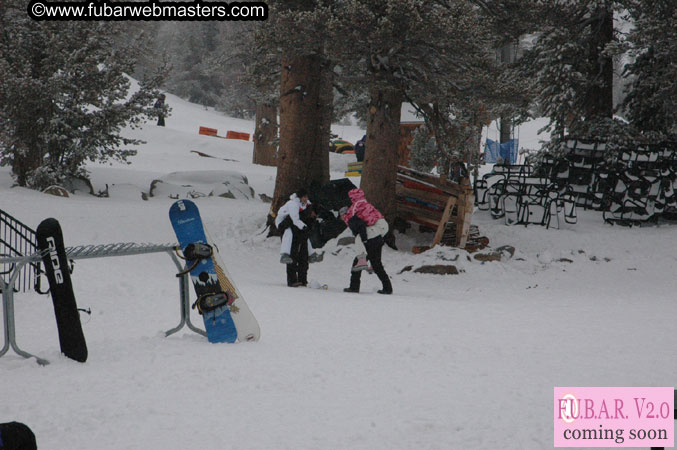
top-left (306, 60), bottom-right (332, 185)
top-left (270, 54), bottom-right (325, 219)
top-left (499, 119), bottom-right (512, 145)
top-left (252, 103), bottom-right (278, 167)
top-left (360, 84), bottom-right (402, 221)
top-left (12, 144), bottom-right (42, 187)
top-left (585, 7), bottom-right (614, 120)
top-left (499, 43), bottom-right (516, 144)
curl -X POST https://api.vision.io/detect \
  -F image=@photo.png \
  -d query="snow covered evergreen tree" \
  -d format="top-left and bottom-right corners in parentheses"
top-left (509, 0), bottom-right (674, 156)
top-left (327, 0), bottom-right (492, 219)
top-left (0, 2), bottom-right (166, 189)
top-left (402, 2), bottom-right (533, 182)
top-left (408, 124), bottom-right (438, 173)
top-left (207, 22), bottom-right (262, 119)
top-left (124, 22), bottom-right (256, 117)
top-left (514, 0), bottom-right (617, 153)
top-left (161, 22), bottom-right (225, 108)
top-left (471, 1), bottom-right (537, 146)
top-left (258, 0), bottom-right (334, 218)
top-left (620, 0), bottom-right (676, 139)
top-left (237, 22), bottom-right (281, 166)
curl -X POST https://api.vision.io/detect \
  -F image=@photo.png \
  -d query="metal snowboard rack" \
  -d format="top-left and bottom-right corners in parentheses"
top-left (0, 242), bottom-right (205, 365)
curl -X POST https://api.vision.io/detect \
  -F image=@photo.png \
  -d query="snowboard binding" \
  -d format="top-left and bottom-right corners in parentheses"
top-left (192, 291), bottom-right (235, 315)
top-left (175, 243), bottom-right (213, 277)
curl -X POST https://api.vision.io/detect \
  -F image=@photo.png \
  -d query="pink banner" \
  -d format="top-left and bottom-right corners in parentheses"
top-left (554, 387), bottom-right (674, 447)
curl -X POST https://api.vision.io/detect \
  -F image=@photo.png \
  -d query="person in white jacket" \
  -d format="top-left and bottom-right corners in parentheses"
top-left (274, 189), bottom-right (322, 286)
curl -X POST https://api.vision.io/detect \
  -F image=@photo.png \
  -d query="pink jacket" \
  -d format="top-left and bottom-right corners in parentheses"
top-left (343, 189), bottom-right (383, 226)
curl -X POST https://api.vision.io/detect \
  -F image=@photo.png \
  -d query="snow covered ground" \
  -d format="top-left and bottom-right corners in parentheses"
top-left (1, 92), bottom-right (676, 450)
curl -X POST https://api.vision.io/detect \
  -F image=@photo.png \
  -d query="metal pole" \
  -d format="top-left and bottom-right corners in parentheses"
top-left (1, 281), bottom-right (11, 357)
top-left (165, 251), bottom-right (206, 338)
top-left (1, 260), bottom-right (49, 365)
top-left (164, 251), bottom-right (187, 337)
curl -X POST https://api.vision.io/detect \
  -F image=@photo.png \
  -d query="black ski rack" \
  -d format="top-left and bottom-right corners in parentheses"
top-left (0, 209), bottom-right (42, 294)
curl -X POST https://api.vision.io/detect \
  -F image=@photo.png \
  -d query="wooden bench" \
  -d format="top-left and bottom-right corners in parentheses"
top-left (395, 166), bottom-right (474, 247)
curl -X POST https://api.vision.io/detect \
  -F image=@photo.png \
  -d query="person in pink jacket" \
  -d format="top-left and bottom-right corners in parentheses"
top-left (340, 189), bottom-right (392, 294)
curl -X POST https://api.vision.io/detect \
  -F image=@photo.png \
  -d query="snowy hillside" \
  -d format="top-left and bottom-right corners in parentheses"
top-left (1, 92), bottom-right (676, 450)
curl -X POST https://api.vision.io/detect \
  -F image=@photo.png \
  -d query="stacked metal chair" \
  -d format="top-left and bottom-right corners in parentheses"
top-left (602, 142), bottom-right (677, 225)
top-left (532, 139), bottom-right (676, 226)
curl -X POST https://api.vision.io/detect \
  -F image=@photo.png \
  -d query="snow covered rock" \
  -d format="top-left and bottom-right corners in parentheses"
top-left (63, 176), bottom-right (95, 195)
top-left (413, 264), bottom-right (460, 275)
top-left (473, 245), bottom-right (515, 262)
top-left (149, 170), bottom-right (255, 200)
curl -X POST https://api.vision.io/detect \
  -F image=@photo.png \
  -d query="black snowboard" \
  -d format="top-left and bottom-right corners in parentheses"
top-left (307, 178), bottom-right (354, 248)
top-left (309, 178), bottom-right (356, 212)
top-left (36, 218), bottom-right (87, 362)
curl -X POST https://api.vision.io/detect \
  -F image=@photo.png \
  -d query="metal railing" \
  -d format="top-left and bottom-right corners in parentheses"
top-left (0, 242), bottom-right (205, 365)
top-left (0, 209), bottom-right (41, 293)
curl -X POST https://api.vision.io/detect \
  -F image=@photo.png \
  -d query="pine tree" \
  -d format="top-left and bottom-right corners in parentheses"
top-left (252, 104), bottom-right (279, 167)
top-left (471, 1), bottom-right (538, 147)
top-left (330, 0), bottom-right (510, 213)
top-left (130, 22), bottom-right (257, 117)
top-left (0, 2), bottom-right (166, 189)
top-left (515, 0), bottom-right (617, 145)
top-left (210, 22), bottom-right (262, 119)
top-left (233, 22), bottom-right (281, 166)
top-left (163, 22), bottom-right (225, 107)
top-left (326, 0), bottom-right (493, 219)
top-left (408, 124), bottom-right (438, 173)
top-left (620, 0), bottom-right (677, 139)
top-left (259, 0), bottom-right (334, 218)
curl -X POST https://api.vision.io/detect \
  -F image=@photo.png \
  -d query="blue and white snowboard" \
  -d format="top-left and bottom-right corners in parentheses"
top-left (169, 200), bottom-right (260, 343)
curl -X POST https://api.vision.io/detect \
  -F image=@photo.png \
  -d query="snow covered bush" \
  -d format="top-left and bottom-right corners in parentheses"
top-left (0, 1), bottom-right (166, 190)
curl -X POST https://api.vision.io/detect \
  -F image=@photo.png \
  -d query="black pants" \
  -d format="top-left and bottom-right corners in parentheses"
top-left (286, 226), bottom-right (309, 286)
top-left (348, 235), bottom-right (392, 292)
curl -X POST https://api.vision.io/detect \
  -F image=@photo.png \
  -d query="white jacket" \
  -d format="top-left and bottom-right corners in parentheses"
top-left (275, 194), bottom-right (310, 230)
